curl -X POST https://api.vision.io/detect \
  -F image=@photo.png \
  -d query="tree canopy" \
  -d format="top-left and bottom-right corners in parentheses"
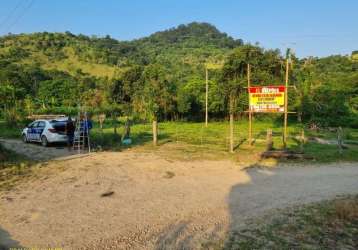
top-left (0, 22), bottom-right (357, 127)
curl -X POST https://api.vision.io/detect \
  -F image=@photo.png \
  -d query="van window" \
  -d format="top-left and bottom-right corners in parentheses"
top-left (28, 122), bottom-right (38, 128)
top-left (37, 121), bottom-right (46, 128)
top-left (50, 121), bottom-right (67, 132)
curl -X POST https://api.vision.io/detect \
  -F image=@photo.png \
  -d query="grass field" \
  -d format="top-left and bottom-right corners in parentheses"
top-left (89, 119), bottom-right (358, 162)
top-left (18, 46), bottom-right (119, 78)
top-left (0, 121), bottom-right (26, 138)
top-left (1, 119), bottom-right (358, 163)
top-left (209, 196), bottom-right (358, 249)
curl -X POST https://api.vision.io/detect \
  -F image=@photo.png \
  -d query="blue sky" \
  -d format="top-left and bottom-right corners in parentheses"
top-left (0, 0), bottom-right (357, 58)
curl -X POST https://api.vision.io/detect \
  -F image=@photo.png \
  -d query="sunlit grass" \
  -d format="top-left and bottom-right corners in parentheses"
top-left (21, 47), bottom-right (118, 78)
top-left (1, 118), bottom-right (358, 162)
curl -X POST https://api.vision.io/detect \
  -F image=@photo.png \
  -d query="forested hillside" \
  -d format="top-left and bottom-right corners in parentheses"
top-left (0, 22), bottom-right (357, 127)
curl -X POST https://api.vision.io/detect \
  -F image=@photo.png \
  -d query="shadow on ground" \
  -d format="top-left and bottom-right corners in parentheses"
top-left (0, 227), bottom-right (22, 250)
top-left (151, 158), bottom-right (281, 249)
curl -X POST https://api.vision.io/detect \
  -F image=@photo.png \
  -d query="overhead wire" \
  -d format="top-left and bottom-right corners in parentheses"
top-left (2, 0), bottom-right (36, 34)
top-left (0, 0), bottom-right (25, 31)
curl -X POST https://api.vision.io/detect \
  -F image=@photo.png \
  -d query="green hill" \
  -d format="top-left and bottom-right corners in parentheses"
top-left (0, 22), bottom-right (357, 127)
top-left (0, 22), bottom-right (240, 78)
top-left (0, 32), bottom-right (119, 78)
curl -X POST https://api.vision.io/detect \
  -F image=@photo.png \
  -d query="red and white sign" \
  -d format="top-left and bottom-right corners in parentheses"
top-left (249, 86), bottom-right (285, 113)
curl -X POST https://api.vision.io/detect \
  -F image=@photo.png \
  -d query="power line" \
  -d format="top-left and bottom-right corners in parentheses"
top-left (3, 0), bottom-right (35, 34)
top-left (0, 0), bottom-right (25, 31)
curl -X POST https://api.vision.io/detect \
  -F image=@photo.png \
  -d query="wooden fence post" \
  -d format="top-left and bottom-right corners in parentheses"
top-left (112, 113), bottom-right (117, 135)
top-left (337, 127), bottom-right (343, 154)
top-left (99, 113), bottom-right (105, 132)
top-left (153, 118), bottom-right (158, 146)
top-left (266, 128), bottom-right (273, 151)
top-left (300, 129), bottom-right (305, 152)
top-left (229, 112), bottom-right (234, 153)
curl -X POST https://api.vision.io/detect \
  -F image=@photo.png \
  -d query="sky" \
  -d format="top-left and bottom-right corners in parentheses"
top-left (0, 0), bottom-right (357, 58)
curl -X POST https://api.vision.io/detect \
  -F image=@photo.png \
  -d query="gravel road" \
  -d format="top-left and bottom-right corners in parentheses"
top-left (0, 138), bottom-right (76, 161)
top-left (0, 149), bottom-right (357, 249)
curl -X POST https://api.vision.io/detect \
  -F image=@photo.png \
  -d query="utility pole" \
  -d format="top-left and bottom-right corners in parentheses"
top-left (205, 67), bottom-right (208, 127)
top-left (283, 49), bottom-right (290, 148)
top-left (247, 63), bottom-right (252, 145)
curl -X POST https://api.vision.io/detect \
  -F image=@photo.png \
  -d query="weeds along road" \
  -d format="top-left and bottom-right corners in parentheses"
top-left (0, 148), bottom-right (357, 249)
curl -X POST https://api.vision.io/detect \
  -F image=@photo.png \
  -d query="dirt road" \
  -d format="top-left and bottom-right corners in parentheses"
top-left (0, 138), bottom-right (75, 161)
top-left (0, 150), bottom-right (357, 249)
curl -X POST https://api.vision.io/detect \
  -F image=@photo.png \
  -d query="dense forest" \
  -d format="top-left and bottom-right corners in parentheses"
top-left (0, 22), bottom-right (357, 127)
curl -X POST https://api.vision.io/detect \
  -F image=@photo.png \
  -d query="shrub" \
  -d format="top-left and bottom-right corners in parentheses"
top-left (3, 108), bottom-right (24, 126)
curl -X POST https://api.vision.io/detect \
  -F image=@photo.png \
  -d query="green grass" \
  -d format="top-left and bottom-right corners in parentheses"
top-left (92, 120), bottom-right (299, 149)
top-left (208, 196), bottom-right (358, 250)
top-left (20, 46), bottom-right (119, 78)
top-left (90, 119), bottom-right (358, 162)
top-left (0, 120), bottom-right (24, 139)
top-left (303, 143), bottom-right (358, 162)
top-left (1, 119), bottom-right (358, 163)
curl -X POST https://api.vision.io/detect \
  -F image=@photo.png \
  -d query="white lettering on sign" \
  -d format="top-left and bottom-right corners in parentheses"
top-left (262, 87), bottom-right (279, 94)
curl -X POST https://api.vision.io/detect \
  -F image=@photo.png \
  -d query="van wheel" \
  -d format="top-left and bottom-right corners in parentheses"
top-left (41, 136), bottom-right (48, 147)
top-left (22, 134), bottom-right (28, 143)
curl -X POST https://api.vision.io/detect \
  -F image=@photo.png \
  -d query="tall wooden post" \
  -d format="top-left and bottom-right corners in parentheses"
top-left (266, 128), bottom-right (273, 151)
top-left (205, 67), bottom-right (208, 127)
top-left (283, 56), bottom-right (289, 148)
top-left (300, 128), bottom-right (305, 152)
top-left (153, 118), bottom-right (158, 146)
top-left (230, 112), bottom-right (234, 153)
top-left (229, 94), bottom-right (234, 153)
top-left (337, 127), bottom-right (343, 154)
top-left (247, 63), bottom-right (252, 146)
top-left (113, 113), bottom-right (117, 135)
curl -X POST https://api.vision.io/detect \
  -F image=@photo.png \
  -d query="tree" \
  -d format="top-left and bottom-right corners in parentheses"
top-left (0, 27), bottom-right (358, 129)
top-left (177, 76), bottom-right (204, 120)
top-left (38, 79), bottom-right (78, 107)
top-left (109, 66), bottom-right (144, 136)
top-left (221, 46), bottom-right (258, 152)
top-left (140, 64), bottom-right (174, 145)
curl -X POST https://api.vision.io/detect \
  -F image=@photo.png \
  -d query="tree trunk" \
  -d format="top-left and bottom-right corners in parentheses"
top-left (152, 118), bottom-right (158, 146)
top-left (121, 117), bottom-right (131, 141)
top-left (113, 113), bottom-right (117, 135)
top-left (297, 111), bottom-right (302, 123)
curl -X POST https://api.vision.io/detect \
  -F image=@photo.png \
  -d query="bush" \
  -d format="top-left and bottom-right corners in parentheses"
top-left (346, 115), bottom-right (358, 129)
top-left (3, 108), bottom-right (25, 126)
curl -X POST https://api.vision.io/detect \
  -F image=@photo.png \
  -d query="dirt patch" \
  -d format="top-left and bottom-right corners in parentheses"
top-left (0, 151), bottom-right (357, 249)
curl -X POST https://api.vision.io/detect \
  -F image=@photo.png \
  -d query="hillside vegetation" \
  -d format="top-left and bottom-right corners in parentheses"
top-left (0, 22), bottom-right (357, 127)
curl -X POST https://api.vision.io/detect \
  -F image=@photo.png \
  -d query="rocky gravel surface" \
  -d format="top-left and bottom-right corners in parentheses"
top-left (0, 151), bottom-right (357, 249)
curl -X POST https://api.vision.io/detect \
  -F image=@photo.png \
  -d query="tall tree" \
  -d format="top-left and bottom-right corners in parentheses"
top-left (140, 64), bottom-right (174, 145)
top-left (221, 45), bottom-right (258, 152)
